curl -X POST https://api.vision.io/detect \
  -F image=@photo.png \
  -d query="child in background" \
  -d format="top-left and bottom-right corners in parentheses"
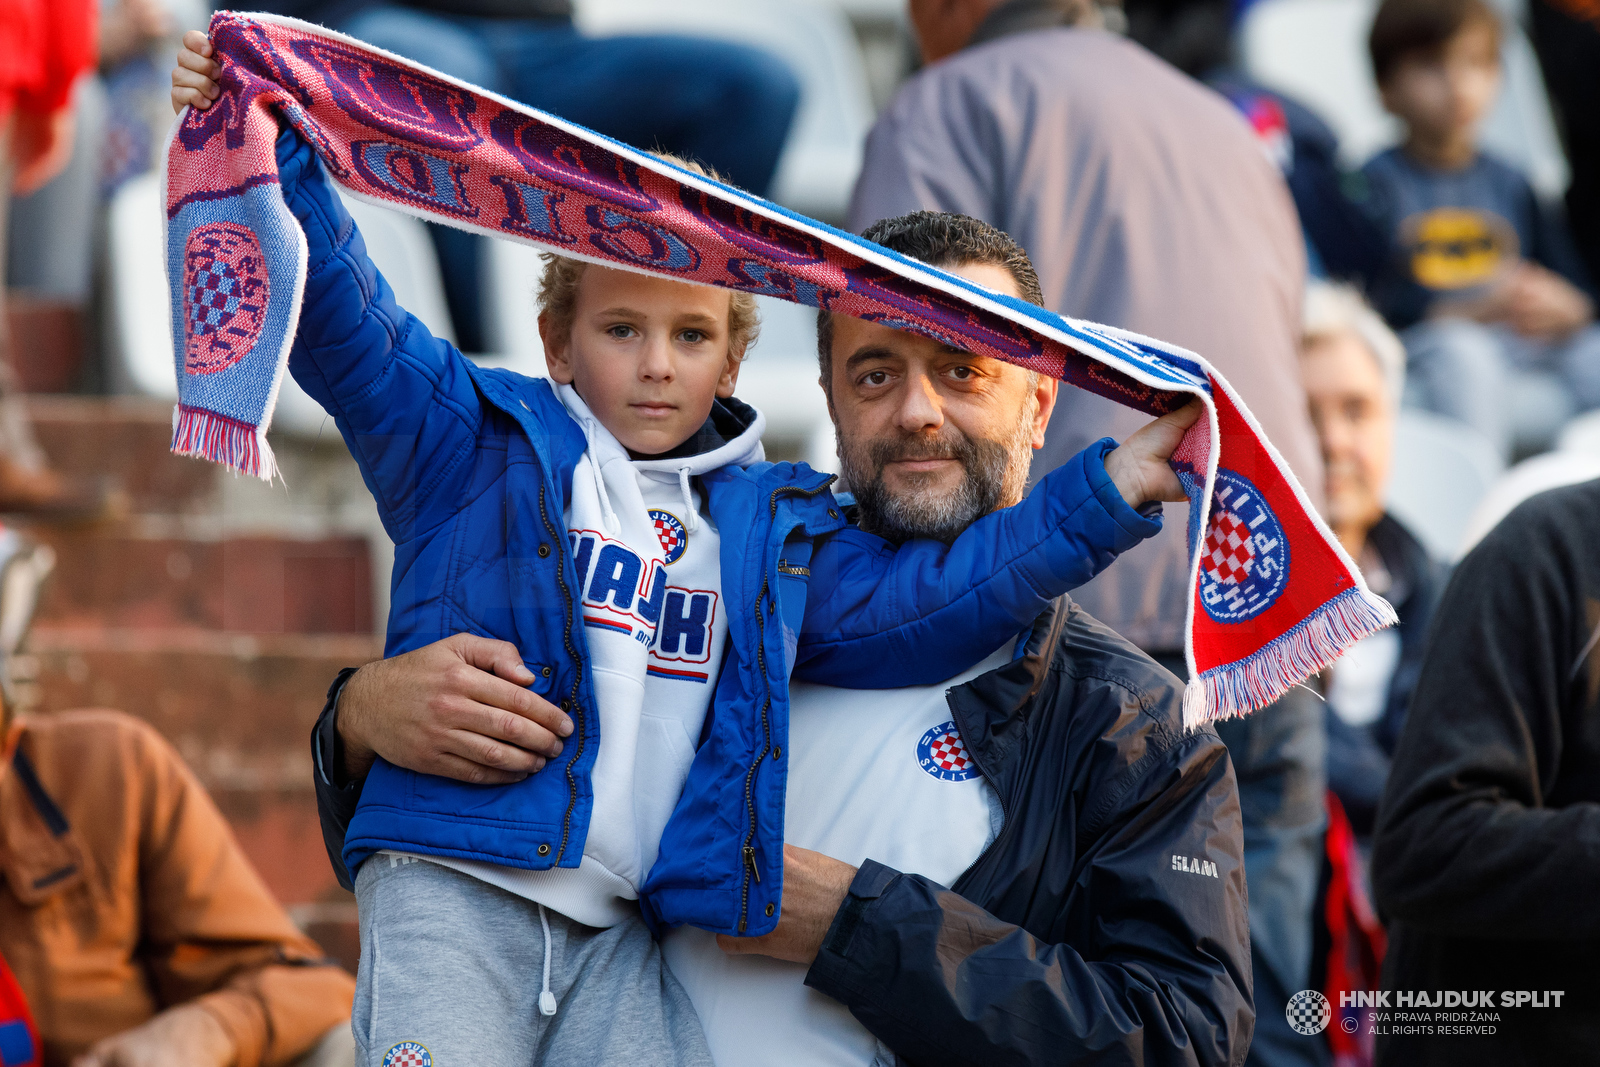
top-left (1362, 0), bottom-right (1600, 456)
top-left (174, 31), bottom-right (1197, 1066)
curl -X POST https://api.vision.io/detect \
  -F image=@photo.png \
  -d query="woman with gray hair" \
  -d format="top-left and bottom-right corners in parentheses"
top-left (1301, 282), bottom-right (1446, 839)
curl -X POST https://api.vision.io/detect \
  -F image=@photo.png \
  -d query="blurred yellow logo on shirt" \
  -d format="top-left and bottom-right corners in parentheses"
top-left (1404, 209), bottom-right (1517, 291)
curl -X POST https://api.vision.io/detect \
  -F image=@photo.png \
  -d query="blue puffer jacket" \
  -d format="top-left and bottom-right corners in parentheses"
top-left (277, 130), bottom-right (1162, 936)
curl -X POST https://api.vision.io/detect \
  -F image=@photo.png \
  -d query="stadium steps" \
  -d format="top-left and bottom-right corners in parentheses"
top-left (14, 395), bottom-right (383, 972)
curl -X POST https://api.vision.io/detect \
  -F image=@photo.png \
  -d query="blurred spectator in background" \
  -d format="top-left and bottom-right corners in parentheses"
top-left (1121, 0), bottom-right (1389, 283)
top-left (1208, 80), bottom-right (1390, 283)
top-left (0, 704), bottom-right (356, 1066)
top-left (1301, 283), bottom-right (1445, 841)
top-left (251, 0), bottom-right (801, 353)
top-left (849, 3), bottom-right (1327, 1065)
top-left (1364, 0), bottom-right (1600, 458)
top-left (7, 0), bottom-right (196, 402)
top-left (0, 0), bottom-right (117, 516)
top-left (1372, 478), bottom-right (1600, 1064)
top-left (1527, 0), bottom-right (1600, 283)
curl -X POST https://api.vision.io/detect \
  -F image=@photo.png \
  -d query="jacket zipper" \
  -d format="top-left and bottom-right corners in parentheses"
top-left (737, 479), bottom-right (837, 933)
top-left (538, 478), bottom-right (588, 864)
top-left (948, 606), bottom-right (1066, 892)
top-left (950, 710), bottom-right (1011, 891)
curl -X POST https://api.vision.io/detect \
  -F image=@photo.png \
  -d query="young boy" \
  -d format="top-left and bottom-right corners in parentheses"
top-left (174, 32), bottom-right (1196, 1065)
top-left (1362, 0), bottom-right (1600, 455)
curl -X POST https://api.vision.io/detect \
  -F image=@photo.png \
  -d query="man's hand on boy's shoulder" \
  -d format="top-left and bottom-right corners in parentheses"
top-left (1104, 400), bottom-right (1203, 510)
top-left (337, 634), bottom-right (574, 785)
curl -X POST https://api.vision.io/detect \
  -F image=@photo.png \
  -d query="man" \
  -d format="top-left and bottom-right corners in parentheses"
top-left (1371, 478), bottom-right (1600, 1064)
top-left (848, 5), bottom-right (1326, 1063)
top-left (0, 701), bottom-right (356, 1066)
top-left (312, 213), bottom-right (1253, 1064)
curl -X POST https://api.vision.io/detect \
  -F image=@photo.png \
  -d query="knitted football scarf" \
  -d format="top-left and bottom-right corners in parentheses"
top-left (162, 11), bottom-right (1395, 723)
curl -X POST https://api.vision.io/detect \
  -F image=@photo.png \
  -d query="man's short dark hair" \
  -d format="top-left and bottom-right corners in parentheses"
top-left (1368, 0), bottom-right (1501, 85)
top-left (817, 211), bottom-right (1045, 391)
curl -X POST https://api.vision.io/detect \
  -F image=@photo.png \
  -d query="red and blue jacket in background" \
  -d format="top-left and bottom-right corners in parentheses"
top-left (0, 954), bottom-right (37, 1067)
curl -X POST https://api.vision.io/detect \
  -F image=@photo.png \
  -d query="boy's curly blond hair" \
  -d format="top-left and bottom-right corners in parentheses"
top-left (536, 152), bottom-right (760, 361)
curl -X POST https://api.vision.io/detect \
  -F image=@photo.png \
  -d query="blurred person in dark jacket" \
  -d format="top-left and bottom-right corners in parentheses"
top-left (1372, 478), bottom-right (1600, 1064)
top-left (1525, 0), bottom-right (1600, 285)
top-left (1301, 283), bottom-right (1446, 840)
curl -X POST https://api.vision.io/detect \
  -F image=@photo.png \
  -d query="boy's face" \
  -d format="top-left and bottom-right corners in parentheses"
top-left (1380, 21), bottom-right (1501, 145)
top-left (541, 266), bottom-right (741, 457)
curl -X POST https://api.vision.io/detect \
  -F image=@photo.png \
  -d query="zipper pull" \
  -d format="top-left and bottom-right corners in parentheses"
top-left (743, 845), bottom-right (761, 883)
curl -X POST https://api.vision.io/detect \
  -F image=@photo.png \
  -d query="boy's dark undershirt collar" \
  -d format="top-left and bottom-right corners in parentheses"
top-left (625, 397), bottom-right (754, 461)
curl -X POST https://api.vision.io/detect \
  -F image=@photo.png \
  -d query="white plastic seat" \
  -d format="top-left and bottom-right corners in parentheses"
top-left (479, 238), bottom-right (550, 380)
top-left (1239, 0), bottom-right (1569, 197)
top-left (1555, 409), bottom-right (1600, 454)
top-left (572, 0), bottom-right (875, 222)
top-left (1385, 408), bottom-right (1505, 560)
top-left (107, 173), bottom-right (179, 402)
top-left (731, 296), bottom-right (832, 444)
top-left (1456, 451), bottom-right (1600, 556)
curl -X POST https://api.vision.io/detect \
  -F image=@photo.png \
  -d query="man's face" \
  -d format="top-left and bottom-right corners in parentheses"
top-left (824, 261), bottom-right (1058, 542)
top-left (1302, 330), bottom-right (1394, 543)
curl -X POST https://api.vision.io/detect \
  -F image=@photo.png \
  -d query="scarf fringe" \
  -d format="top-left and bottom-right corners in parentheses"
top-left (171, 404), bottom-right (279, 482)
top-left (1182, 587), bottom-right (1399, 729)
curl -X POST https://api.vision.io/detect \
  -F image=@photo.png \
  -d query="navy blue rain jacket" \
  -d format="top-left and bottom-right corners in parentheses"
top-left (276, 129), bottom-right (1161, 936)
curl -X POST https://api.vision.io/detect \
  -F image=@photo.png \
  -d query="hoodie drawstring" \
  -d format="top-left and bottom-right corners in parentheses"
top-left (538, 903), bottom-right (558, 1016)
top-left (581, 418), bottom-right (621, 536)
top-left (677, 467), bottom-right (700, 532)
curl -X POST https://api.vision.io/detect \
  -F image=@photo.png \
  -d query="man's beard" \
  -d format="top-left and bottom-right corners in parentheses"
top-left (839, 405), bottom-right (1036, 544)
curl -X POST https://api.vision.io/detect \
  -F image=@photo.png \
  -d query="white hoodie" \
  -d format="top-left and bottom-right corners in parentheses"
top-left (388, 384), bottom-right (767, 929)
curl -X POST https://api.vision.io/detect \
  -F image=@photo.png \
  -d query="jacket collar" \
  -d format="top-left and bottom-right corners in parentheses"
top-left (968, 0), bottom-right (1078, 49)
top-left (0, 731), bottom-right (85, 905)
top-left (946, 599), bottom-right (1070, 777)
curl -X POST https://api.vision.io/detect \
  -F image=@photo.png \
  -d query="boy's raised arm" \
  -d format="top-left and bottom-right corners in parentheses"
top-left (793, 437), bottom-right (1166, 688)
top-left (274, 125), bottom-right (490, 538)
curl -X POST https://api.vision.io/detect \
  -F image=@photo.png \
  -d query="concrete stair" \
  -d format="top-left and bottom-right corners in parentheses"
top-left (16, 396), bottom-right (386, 972)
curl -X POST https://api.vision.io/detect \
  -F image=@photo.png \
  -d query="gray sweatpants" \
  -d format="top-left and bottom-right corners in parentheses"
top-left (353, 854), bottom-right (714, 1067)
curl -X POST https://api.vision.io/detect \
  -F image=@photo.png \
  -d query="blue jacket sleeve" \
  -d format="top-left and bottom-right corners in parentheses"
top-left (275, 127), bottom-right (487, 542)
top-left (794, 439), bottom-right (1162, 687)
